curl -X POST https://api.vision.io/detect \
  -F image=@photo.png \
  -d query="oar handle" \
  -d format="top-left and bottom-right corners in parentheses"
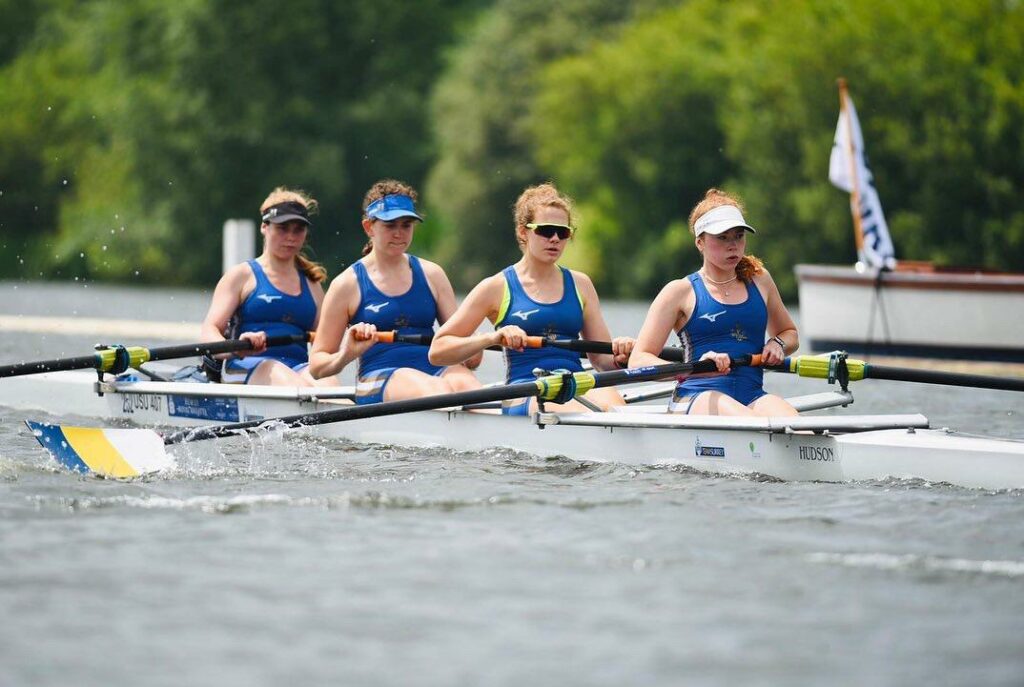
top-left (0, 333), bottom-right (309, 378)
top-left (375, 331), bottom-right (433, 346)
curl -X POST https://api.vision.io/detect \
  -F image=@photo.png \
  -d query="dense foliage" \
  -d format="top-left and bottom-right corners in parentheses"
top-left (1, 0), bottom-right (1021, 299)
top-left (528, 0), bottom-right (1024, 296)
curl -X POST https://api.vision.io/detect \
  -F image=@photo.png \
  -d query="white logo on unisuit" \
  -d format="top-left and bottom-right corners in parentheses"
top-left (511, 309), bottom-right (540, 321)
top-left (365, 301), bottom-right (390, 313)
top-left (256, 294), bottom-right (283, 304)
top-left (699, 310), bottom-right (727, 323)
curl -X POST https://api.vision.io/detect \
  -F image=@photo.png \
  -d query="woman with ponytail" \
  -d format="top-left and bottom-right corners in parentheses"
top-left (308, 180), bottom-right (481, 404)
top-left (201, 187), bottom-right (336, 386)
top-left (629, 189), bottom-right (799, 416)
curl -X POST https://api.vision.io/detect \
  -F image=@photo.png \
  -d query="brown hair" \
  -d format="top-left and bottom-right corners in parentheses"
top-left (688, 188), bottom-right (763, 283)
top-left (259, 187), bottom-right (327, 283)
top-left (512, 182), bottom-right (576, 249)
top-left (360, 179), bottom-right (421, 256)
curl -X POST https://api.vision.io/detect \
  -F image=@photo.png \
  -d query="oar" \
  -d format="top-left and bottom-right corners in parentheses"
top-left (776, 353), bottom-right (1024, 392)
top-left (376, 331), bottom-right (688, 361)
top-left (0, 334), bottom-right (309, 379)
top-left (26, 355), bottom-right (762, 477)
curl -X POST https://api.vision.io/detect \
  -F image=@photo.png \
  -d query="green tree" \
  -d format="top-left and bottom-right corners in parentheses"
top-left (426, 0), bottom-right (674, 289)
top-left (529, 0), bottom-right (1024, 299)
top-left (0, 0), bottom-right (486, 283)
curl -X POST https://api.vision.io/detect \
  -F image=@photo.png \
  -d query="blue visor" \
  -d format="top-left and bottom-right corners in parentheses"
top-left (365, 194), bottom-right (423, 222)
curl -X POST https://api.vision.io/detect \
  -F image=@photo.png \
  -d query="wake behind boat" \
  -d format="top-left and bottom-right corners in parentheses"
top-left (6, 356), bottom-right (1024, 490)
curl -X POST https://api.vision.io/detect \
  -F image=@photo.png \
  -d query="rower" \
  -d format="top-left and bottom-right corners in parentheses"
top-left (200, 187), bottom-right (338, 387)
top-left (629, 188), bottom-right (799, 416)
top-left (308, 180), bottom-right (482, 403)
top-left (429, 182), bottom-right (634, 415)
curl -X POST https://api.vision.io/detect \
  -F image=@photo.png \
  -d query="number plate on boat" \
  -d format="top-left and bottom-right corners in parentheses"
top-left (168, 395), bottom-right (240, 422)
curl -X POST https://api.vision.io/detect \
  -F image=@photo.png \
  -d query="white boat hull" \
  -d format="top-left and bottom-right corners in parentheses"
top-left (795, 264), bottom-right (1024, 361)
top-left (5, 369), bottom-right (1024, 490)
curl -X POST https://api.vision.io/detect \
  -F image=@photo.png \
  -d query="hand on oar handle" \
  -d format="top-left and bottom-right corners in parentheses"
top-left (234, 331), bottom-right (267, 357)
top-left (494, 325), bottom-right (530, 351)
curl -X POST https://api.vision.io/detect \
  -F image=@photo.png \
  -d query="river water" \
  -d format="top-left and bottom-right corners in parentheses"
top-left (1, 281), bottom-right (1022, 686)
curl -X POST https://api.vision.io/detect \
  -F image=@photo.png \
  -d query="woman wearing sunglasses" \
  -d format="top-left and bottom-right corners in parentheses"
top-left (308, 179), bottom-right (481, 404)
top-left (429, 182), bottom-right (633, 415)
top-left (629, 188), bottom-right (799, 416)
top-left (200, 186), bottom-right (337, 386)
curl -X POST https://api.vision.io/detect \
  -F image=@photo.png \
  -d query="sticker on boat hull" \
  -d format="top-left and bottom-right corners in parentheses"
top-left (695, 435), bottom-right (726, 458)
top-left (168, 395), bottom-right (240, 422)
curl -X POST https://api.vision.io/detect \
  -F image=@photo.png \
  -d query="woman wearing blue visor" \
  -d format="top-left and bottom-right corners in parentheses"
top-left (309, 180), bottom-right (481, 403)
top-left (201, 186), bottom-right (337, 386)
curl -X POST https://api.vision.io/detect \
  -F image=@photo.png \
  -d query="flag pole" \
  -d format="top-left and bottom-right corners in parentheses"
top-left (837, 78), bottom-right (865, 258)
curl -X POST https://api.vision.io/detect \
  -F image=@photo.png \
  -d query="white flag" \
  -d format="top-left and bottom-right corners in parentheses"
top-left (829, 93), bottom-right (896, 269)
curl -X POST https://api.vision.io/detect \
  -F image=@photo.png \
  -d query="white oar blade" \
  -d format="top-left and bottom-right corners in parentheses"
top-left (26, 421), bottom-right (173, 477)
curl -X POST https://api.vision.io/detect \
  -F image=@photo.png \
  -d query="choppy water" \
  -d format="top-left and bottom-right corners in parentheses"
top-left (1, 281), bottom-right (1023, 687)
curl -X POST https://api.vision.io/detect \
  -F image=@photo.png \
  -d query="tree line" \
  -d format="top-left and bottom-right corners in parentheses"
top-left (1, 0), bottom-right (1021, 300)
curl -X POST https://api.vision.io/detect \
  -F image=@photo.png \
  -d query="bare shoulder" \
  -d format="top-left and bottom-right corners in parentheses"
top-left (222, 261), bottom-right (254, 284)
top-left (327, 265), bottom-right (358, 293)
top-left (660, 277), bottom-right (693, 299)
top-left (416, 257), bottom-right (453, 284)
top-left (476, 272), bottom-right (508, 299)
top-left (567, 268), bottom-right (597, 291)
top-left (752, 268), bottom-right (781, 293)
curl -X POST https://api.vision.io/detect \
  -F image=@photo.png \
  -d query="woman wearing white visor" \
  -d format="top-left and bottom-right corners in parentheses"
top-left (629, 188), bottom-right (799, 416)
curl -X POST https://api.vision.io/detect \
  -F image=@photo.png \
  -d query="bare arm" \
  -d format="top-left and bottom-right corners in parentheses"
top-left (756, 270), bottom-right (799, 365)
top-left (308, 269), bottom-right (371, 379)
top-left (200, 264), bottom-right (265, 356)
top-left (429, 275), bottom-right (527, 365)
top-left (422, 260), bottom-right (484, 369)
top-left (573, 271), bottom-right (633, 371)
top-left (629, 279), bottom-right (691, 368)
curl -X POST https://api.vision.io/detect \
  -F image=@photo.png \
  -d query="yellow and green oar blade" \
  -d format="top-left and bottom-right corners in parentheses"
top-left (0, 333), bottom-right (308, 379)
top-left (778, 354), bottom-right (1024, 392)
top-left (27, 356), bottom-right (750, 476)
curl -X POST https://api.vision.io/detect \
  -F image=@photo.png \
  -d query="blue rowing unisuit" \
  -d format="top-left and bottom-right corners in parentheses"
top-left (352, 254), bottom-right (442, 378)
top-left (674, 272), bottom-right (767, 406)
top-left (233, 259), bottom-right (316, 364)
top-left (495, 265), bottom-right (584, 384)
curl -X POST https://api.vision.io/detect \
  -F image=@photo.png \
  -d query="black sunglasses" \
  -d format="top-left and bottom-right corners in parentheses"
top-left (526, 223), bottom-right (574, 240)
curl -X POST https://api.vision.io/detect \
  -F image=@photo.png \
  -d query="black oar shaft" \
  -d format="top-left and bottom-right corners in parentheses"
top-left (0, 334), bottom-right (306, 378)
top-left (164, 356), bottom-right (741, 446)
top-left (865, 364), bottom-right (1024, 392)
top-left (383, 332), bottom-right (688, 362)
top-left (540, 338), bottom-right (687, 362)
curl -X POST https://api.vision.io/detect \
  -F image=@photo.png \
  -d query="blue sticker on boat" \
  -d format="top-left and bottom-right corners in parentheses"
top-left (694, 436), bottom-right (726, 458)
top-left (167, 395), bottom-right (240, 422)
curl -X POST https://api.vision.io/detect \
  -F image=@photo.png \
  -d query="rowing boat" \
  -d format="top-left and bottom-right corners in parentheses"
top-left (4, 364), bottom-right (1023, 490)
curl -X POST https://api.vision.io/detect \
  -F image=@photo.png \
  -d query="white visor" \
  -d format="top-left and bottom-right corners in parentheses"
top-left (693, 205), bottom-right (756, 236)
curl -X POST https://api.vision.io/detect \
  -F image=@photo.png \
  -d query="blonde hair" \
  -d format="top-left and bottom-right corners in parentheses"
top-left (259, 186), bottom-right (326, 283)
top-left (688, 188), bottom-right (763, 283)
top-left (360, 179), bottom-right (421, 256)
top-left (512, 182), bottom-right (575, 248)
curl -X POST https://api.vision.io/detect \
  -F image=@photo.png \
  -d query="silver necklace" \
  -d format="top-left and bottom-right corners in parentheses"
top-left (701, 270), bottom-right (737, 296)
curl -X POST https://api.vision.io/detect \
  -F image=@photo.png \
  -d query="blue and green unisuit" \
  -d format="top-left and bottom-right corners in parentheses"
top-left (671, 272), bottom-right (767, 412)
top-left (494, 265), bottom-right (584, 415)
top-left (222, 259), bottom-right (316, 383)
top-left (352, 254), bottom-right (443, 404)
